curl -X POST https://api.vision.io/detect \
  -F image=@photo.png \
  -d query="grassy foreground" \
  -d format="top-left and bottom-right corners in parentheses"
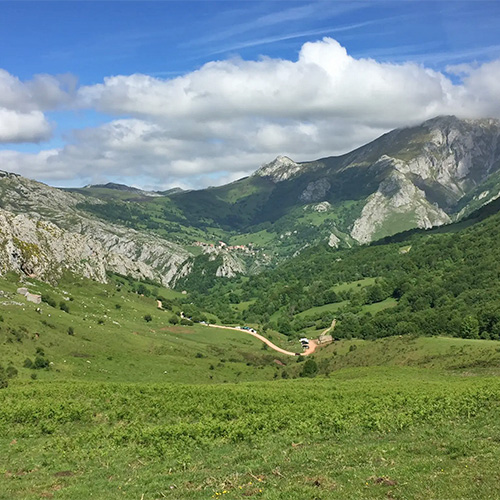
top-left (1, 367), bottom-right (500, 500)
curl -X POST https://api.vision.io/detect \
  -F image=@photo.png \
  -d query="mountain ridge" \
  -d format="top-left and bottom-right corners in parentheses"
top-left (1, 115), bottom-right (500, 287)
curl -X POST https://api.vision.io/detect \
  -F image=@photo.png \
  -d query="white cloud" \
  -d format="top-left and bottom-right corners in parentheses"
top-left (2, 38), bottom-right (500, 187)
top-left (0, 69), bottom-right (75, 112)
top-left (0, 109), bottom-right (52, 143)
top-left (0, 69), bottom-right (75, 143)
top-left (78, 38), bottom-right (460, 126)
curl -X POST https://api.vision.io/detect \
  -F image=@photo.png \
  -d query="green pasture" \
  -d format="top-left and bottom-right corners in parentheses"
top-left (1, 368), bottom-right (500, 499)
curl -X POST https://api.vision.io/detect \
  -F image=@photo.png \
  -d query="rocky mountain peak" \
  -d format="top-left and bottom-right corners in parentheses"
top-left (254, 155), bottom-right (303, 182)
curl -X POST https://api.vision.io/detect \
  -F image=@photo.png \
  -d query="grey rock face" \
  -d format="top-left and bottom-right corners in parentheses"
top-left (202, 246), bottom-right (246, 278)
top-left (299, 178), bottom-right (331, 203)
top-left (254, 156), bottom-right (303, 182)
top-left (0, 174), bottom-right (191, 286)
top-left (351, 170), bottom-right (451, 243)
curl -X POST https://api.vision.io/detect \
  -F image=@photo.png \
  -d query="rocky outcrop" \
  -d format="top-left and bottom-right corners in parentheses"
top-left (254, 155), bottom-right (303, 182)
top-left (203, 245), bottom-right (246, 278)
top-left (328, 233), bottom-right (340, 248)
top-left (351, 170), bottom-right (451, 243)
top-left (0, 174), bottom-right (191, 286)
top-left (299, 179), bottom-right (331, 203)
top-left (0, 207), bottom-right (191, 286)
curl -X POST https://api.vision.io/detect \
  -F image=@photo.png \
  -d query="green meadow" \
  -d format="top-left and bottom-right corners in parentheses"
top-left (2, 272), bottom-right (500, 499)
top-left (2, 368), bottom-right (500, 499)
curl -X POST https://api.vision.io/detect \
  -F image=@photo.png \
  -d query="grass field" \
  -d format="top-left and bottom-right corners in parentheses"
top-left (295, 279), bottom-right (393, 320)
top-left (3, 272), bottom-right (500, 499)
top-left (0, 273), bottom-right (293, 385)
top-left (296, 301), bottom-right (347, 318)
top-left (2, 368), bottom-right (500, 499)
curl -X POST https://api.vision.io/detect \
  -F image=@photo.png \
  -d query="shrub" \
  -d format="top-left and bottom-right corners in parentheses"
top-left (23, 358), bottom-right (33, 368)
top-left (144, 314), bottom-right (152, 323)
top-left (6, 365), bottom-right (18, 379)
top-left (180, 318), bottom-right (193, 326)
top-left (34, 355), bottom-right (49, 370)
top-left (115, 304), bottom-right (121, 310)
top-left (168, 315), bottom-right (179, 325)
top-left (41, 294), bottom-right (56, 308)
top-left (300, 359), bottom-right (318, 378)
top-left (59, 301), bottom-right (70, 313)
top-left (0, 365), bottom-right (8, 389)
top-left (67, 326), bottom-right (74, 336)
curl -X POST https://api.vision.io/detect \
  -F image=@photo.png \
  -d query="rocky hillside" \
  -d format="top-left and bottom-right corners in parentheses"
top-left (2, 116), bottom-right (500, 287)
top-left (251, 116), bottom-right (500, 243)
top-left (0, 171), bottom-right (191, 286)
top-left (137, 115), bottom-right (499, 255)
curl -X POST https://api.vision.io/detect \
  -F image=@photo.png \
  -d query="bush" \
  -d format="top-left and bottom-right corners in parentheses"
top-left (41, 294), bottom-right (56, 308)
top-left (168, 315), bottom-right (179, 325)
top-left (300, 359), bottom-right (318, 378)
top-left (34, 355), bottom-right (49, 370)
top-left (6, 365), bottom-right (18, 379)
top-left (115, 304), bottom-right (121, 310)
top-left (144, 314), bottom-right (152, 323)
top-left (180, 318), bottom-right (193, 326)
top-left (59, 301), bottom-right (70, 313)
top-left (67, 326), bottom-right (74, 336)
top-left (0, 365), bottom-right (8, 389)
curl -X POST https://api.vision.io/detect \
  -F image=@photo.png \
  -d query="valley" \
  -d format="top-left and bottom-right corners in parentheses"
top-left (2, 115), bottom-right (500, 499)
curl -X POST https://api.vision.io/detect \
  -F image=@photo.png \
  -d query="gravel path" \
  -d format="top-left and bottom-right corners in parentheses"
top-left (206, 324), bottom-right (318, 357)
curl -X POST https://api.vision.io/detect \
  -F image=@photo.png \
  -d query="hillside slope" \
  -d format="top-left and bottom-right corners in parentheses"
top-left (75, 116), bottom-right (500, 257)
top-left (0, 172), bottom-right (190, 286)
top-left (2, 116), bottom-right (500, 286)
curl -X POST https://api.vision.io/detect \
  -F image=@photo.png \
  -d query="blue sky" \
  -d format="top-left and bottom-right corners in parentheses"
top-left (1, 1), bottom-right (499, 189)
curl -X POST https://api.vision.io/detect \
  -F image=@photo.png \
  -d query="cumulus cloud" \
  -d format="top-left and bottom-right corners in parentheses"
top-left (78, 38), bottom-right (459, 126)
top-left (0, 69), bottom-right (75, 143)
top-left (0, 69), bottom-right (76, 112)
top-left (0, 109), bottom-right (51, 143)
top-left (3, 38), bottom-right (500, 187)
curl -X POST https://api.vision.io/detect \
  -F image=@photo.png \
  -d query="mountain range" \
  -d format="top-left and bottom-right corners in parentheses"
top-left (1, 115), bottom-right (500, 287)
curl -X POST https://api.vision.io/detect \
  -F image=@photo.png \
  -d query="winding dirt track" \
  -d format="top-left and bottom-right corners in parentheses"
top-left (206, 324), bottom-right (318, 357)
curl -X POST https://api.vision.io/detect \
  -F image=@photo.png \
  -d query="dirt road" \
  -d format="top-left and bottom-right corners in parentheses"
top-left (302, 339), bottom-right (319, 355)
top-left (206, 324), bottom-right (303, 357)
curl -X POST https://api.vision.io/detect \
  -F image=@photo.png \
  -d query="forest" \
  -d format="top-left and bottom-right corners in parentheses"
top-left (180, 199), bottom-right (500, 342)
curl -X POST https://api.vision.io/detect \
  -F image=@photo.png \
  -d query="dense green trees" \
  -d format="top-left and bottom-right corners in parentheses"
top-left (188, 201), bottom-right (500, 342)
